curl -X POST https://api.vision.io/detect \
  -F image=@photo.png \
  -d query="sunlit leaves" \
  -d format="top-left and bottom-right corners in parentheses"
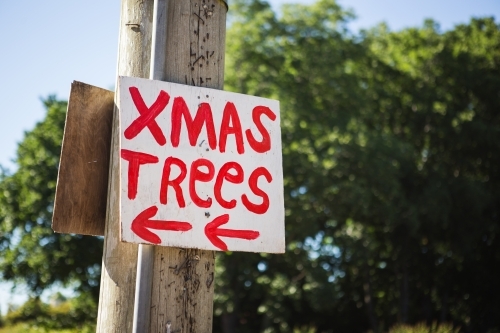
top-left (217, 1), bottom-right (500, 332)
top-left (0, 97), bottom-right (103, 300)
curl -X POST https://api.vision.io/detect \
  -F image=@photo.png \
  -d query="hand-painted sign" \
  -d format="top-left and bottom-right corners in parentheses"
top-left (118, 76), bottom-right (284, 253)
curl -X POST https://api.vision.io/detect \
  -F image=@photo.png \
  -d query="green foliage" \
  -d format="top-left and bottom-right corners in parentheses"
top-left (388, 322), bottom-right (459, 333)
top-left (0, 324), bottom-right (75, 333)
top-left (2, 295), bottom-right (96, 332)
top-left (216, 0), bottom-right (500, 332)
top-left (0, 97), bottom-right (102, 311)
top-left (0, 323), bottom-right (94, 333)
top-left (5, 298), bottom-right (48, 325)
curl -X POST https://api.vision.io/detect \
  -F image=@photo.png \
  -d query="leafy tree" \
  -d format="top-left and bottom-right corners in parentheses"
top-left (0, 97), bottom-right (102, 302)
top-left (215, 0), bottom-right (500, 332)
top-left (359, 17), bottom-right (500, 331)
top-left (2, 294), bottom-right (95, 332)
top-left (388, 322), bottom-right (460, 333)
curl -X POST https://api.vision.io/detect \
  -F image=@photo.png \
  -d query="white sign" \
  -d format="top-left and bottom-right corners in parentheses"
top-left (118, 76), bottom-right (285, 253)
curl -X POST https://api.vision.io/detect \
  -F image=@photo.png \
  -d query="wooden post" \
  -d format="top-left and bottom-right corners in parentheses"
top-left (97, 0), bottom-right (227, 332)
top-left (96, 1), bottom-right (153, 332)
top-left (149, 0), bottom-right (227, 332)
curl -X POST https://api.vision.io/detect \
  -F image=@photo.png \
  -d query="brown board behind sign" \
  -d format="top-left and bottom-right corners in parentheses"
top-left (52, 81), bottom-right (114, 236)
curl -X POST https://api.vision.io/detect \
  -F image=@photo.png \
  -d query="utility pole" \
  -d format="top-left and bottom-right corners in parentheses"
top-left (97, 0), bottom-right (227, 331)
top-left (150, 0), bottom-right (227, 331)
top-left (96, 1), bottom-right (153, 332)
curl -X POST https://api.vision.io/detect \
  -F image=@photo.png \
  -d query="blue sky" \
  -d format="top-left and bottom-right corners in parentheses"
top-left (0, 0), bottom-right (499, 315)
top-left (1, 0), bottom-right (499, 171)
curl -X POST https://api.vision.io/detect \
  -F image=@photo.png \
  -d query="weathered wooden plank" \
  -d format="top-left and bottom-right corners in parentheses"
top-left (149, 0), bottom-right (228, 332)
top-left (132, 2), bottom-right (169, 331)
top-left (96, 0), bottom-right (154, 332)
top-left (52, 81), bottom-right (114, 236)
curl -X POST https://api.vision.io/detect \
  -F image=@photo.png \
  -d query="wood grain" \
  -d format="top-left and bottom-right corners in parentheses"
top-left (96, 0), bottom-right (153, 332)
top-left (132, 2), bottom-right (169, 332)
top-left (149, 0), bottom-right (227, 332)
top-left (95, 0), bottom-right (227, 331)
top-left (52, 81), bottom-right (113, 236)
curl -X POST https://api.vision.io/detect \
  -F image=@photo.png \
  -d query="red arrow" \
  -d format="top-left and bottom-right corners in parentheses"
top-left (204, 214), bottom-right (260, 251)
top-left (131, 206), bottom-right (192, 244)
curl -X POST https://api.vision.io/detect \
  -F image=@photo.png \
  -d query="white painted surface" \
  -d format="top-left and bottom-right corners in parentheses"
top-left (118, 76), bottom-right (285, 253)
